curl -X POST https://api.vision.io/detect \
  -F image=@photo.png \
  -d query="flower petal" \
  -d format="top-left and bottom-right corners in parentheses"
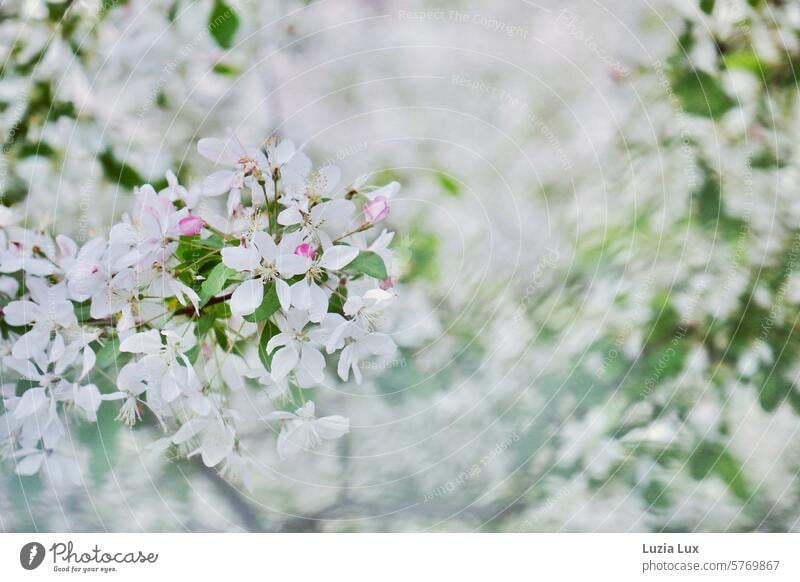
top-left (230, 278), bottom-right (264, 317)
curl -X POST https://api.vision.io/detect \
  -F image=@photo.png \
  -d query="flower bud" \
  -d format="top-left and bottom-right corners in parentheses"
top-left (363, 196), bottom-right (390, 224)
top-left (294, 242), bottom-right (316, 259)
top-left (177, 215), bottom-right (205, 236)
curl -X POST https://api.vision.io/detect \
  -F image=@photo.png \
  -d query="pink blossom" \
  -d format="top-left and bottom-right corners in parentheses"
top-left (177, 215), bottom-right (205, 236)
top-left (363, 196), bottom-right (390, 224)
top-left (380, 276), bottom-right (395, 290)
top-left (294, 242), bottom-right (316, 259)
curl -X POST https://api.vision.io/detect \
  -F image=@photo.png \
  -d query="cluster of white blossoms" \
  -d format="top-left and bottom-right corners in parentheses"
top-left (0, 133), bottom-right (400, 483)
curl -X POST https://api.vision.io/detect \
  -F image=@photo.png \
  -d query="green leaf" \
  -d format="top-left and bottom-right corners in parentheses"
top-left (406, 230), bottom-right (438, 282)
top-left (347, 251), bottom-right (388, 279)
top-left (243, 283), bottom-right (281, 322)
top-left (258, 319), bottom-right (281, 371)
top-left (670, 68), bottom-right (735, 120)
top-left (700, 0), bottom-right (715, 15)
top-left (176, 235), bottom-right (223, 264)
top-left (200, 263), bottom-right (235, 306)
top-left (724, 50), bottom-right (765, 75)
top-left (328, 284), bottom-right (348, 315)
top-left (689, 441), bottom-right (752, 503)
top-left (98, 148), bottom-right (145, 189)
top-left (436, 172), bottom-right (461, 197)
top-left (212, 62), bottom-right (241, 76)
top-left (78, 377), bottom-right (122, 486)
top-left (208, 0), bottom-right (240, 49)
top-left (758, 374), bottom-right (792, 412)
top-left (73, 300), bottom-right (93, 323)
top-left (94, 337), bottom-right (131, 371)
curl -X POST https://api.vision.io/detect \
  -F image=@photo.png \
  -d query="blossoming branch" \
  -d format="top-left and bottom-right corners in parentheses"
top-left (0, 134), bottom-right (400, 484)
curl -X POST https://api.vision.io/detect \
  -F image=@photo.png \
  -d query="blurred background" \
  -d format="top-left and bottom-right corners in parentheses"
top-left (3, 0), bottom-right (800, 532)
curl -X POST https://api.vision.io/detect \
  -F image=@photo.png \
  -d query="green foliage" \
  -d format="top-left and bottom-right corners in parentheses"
top-left (405, 230), bottom-right (438, 281)
top-left (670, 68), bottom-right (735, 120)
top-left (258, 319), bottom-right (281, 372)
top-left (199, 262), bottom-right (235, 307)
top-left (436, 172), bottom-right (461, 197)
top-left (98, 148), bottom-right (146, 190)
top-left (758, 374), bottom-right (793, 412)
top-left (347, 251), bottom-right (388, 280)
top-left (208, 0), bottom-right (240, 49)
top-left (699, 0), bottom-right (715, 15)
top-left (689, 441), bottom-right (752, 503)
top-left (328, 284), bottom-right (348, 315)
top-left (243, 283), bottom-right (281, 322)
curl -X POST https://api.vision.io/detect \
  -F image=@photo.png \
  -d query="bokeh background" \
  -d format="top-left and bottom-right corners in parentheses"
top-left (3, 0), bottom-right (800, 532)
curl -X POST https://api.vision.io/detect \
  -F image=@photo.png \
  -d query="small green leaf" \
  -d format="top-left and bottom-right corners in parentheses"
top-left (328, 284), bottom-right (348, 315)
top-left (212, 62), bottom-right (241, 76)
top-left (200, 263), bottom-right (235, 306)
top-left (73, 300), bottom-right (93, 323)
top-left (436, 172), bottom-right (461, 197)
top-left (94, 337), bottom-right (131, 371)
top-left (689, 441), bottom-right (751, 503)
top-left (758, 375), bottom-right (792, 412)
top-left (258, 319), bottom-right (281, 371)
top-left (244, 283), bottom-right (281, 322)
top-left (208, 0), bottom-right (240, 49)
top-left (98, 148), bottom-right (145, 189)
top-left (347, 251), bottom-right (387, 279)
top-left (700, 0), bottom-right (715, 15)
top-left (670, 68), bottom-right (734, 120)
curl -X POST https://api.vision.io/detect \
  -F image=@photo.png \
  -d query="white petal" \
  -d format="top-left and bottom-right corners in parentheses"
top-left (363, 181), bottom-right (400, 201)
top-left (119, 330), bottom-right (162, 354)
top-left (273, 139), bottom-right (296, 166)
top-left (15, 451), bottom-right (44, 476)
top-left (230, 279), bottom-right (264, 316)
top-left (290, 279), bottom-right (311, 310)
top-left (251, 231), bottom-right (278, 262)
top-left (314, 415), bottom-right (350, 440)
top-left (300, 344), bottom-right (325, 383)
top-left (221, 245), bottom-right (261, 272)
top-left (197, 137), bottom-right (238, 164)
top-left (277, 207), bottom-right (303, 226)
top-left (309, 283), bottom-right (329, 323)
top-left (319, 245), bottom-right (358, 270)
top-left (200, 424), bottom-right (235, 467)
top-left (14, 387), bottom-right (48, 419)
top-left (275, 278), bottom-right (292, 312)
top-left (3, 300), bottom-right (43, 326)
top-left (271, 345), bottom-right (299, 381)
top-left (202, 171), bottom-right (235, 197)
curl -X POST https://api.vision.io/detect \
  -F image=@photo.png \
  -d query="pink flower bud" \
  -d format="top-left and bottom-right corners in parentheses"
top-left (178, 215), bottom-right (205, 236)
top-left (294, 242), bottom-right (316, 259)
top-left (380, 276), bottom-right (395, 290)
top-left (363, 196), bottom-right (390, 224)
